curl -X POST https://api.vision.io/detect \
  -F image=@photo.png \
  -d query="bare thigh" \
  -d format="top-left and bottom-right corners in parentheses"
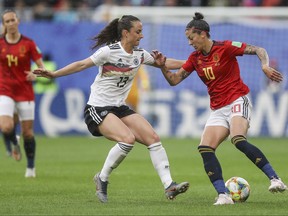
top-left (200, 126), bottom-right (230, 149)
top-left (0, 95), bottom-right (15, 132)
top-left (230, 116), bottom-right (249, 138)
top-left (98, 113), bottom-right (135, 144)
top-left (121, 113), bottom-right (160, 146)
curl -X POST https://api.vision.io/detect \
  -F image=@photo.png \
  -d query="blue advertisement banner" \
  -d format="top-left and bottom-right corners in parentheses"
top-left (19, 22), bottom-right (287, 137)
top-left (34, 89), bottom-right (288, 137)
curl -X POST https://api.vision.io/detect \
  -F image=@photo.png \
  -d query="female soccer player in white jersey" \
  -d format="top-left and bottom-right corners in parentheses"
top-left (33, 15), bottom-right (189, 203)
top-left (153, 12), bottom-right (287, 205)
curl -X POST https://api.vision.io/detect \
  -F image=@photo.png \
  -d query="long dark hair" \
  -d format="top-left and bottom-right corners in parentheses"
top-left (186, 12), bottom-right (210, 38)
top-left (91, 15), bottom-right (140, 50)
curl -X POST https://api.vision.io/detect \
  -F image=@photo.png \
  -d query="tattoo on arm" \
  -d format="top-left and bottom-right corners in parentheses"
top-left (256, 48), bottom-right (269, 66)
top-left (180, 71), bottom-right (189, 80)
top-left (244, 44), bottom-right (269, 66)
top-left (244, 44), bottom-right (257, 55)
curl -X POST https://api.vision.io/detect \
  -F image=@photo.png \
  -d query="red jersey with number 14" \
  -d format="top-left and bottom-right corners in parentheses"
top-left (182, 40), bottom-right (249, 110)
top-left (0, 35), bottom-right (42, 101)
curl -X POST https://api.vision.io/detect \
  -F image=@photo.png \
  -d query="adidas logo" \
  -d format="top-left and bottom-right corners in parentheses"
top-left (207, 171), bottom-right (214, 176)
top-left (255, 158), bottom-right (262, 164)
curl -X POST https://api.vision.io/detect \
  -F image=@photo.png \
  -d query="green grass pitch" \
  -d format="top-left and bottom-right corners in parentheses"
top-left (0, 136), bottom-right (287, 215)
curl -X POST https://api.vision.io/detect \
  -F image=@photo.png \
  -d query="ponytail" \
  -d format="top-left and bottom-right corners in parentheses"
top-left (91, 15), bottom-right (141, 50)
top-left (91, 18), bottom-right (119, 50)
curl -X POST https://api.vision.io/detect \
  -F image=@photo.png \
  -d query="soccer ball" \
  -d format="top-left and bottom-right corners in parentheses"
top-left (225, 177), bottom-right (250, 203)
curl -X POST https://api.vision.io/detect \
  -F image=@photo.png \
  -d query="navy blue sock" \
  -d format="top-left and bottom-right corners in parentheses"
top-left (231, 135), bottom-right (278, 179)
top-left (261, 164), bottom-right (279, 180)
top-left (198, 146), bottom-right (226, 194)
top-left (24, 137), bottom-right (36, 168)
top-left (3, 134), bottom-right (12, 153)
top-left (4, 128), bottom-right (18, 146)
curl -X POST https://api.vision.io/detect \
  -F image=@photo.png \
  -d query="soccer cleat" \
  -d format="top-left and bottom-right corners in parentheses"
top-left (12, 144), bottom-right (21, 161)
top-left (165, 181), bottom-right (189, 200)
top-left (269, 178), bottom-right (287, 193)
top-left (93, 172), bottom-right (108, 203)
top-left (25, 168), bottom-right (36, 178)
top-left (213, 193), bottom-right (234, 205)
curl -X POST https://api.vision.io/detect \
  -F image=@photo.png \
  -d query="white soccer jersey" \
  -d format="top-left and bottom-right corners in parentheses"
top-left (88, 42), bottom-right (155, 107)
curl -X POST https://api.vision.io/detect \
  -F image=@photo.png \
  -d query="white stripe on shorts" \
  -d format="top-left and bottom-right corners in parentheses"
top-left (88, 106), bottom-right (102, 124)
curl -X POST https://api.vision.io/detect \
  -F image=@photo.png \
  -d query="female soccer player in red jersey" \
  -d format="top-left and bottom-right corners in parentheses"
top-left (33, 15), bottom-right (189, 203)
top-left (154, 12), bottom-right (287, 205)
top-left (0, 9), bottom-right (44, 177)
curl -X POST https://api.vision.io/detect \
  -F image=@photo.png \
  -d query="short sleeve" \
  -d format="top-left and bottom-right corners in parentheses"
top-left (142, 49), bottom-right (155, 65)
top-left (90, 46), bottom-right (110, 66)
top-left (225, 40), bottom-right (246, 57)
top-left (30, 40), bottom-right (42, 61)
top-left (182, 54), bottom-right (195, 73)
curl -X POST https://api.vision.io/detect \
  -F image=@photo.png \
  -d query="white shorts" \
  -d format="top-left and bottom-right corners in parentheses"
top-left (205, 95), bottom-right (252, 129)
top-left (0, 96), bottom-right (35, 121)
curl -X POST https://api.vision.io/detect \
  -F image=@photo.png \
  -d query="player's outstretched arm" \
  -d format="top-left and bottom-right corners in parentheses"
top-left (165, 58), bottom-right (186, 70)
top-left (151, 50), bottom-right (190, 86)
top-left (244, 44), bottom-right (283, 83)
top-left (32, 68), bottom-right (55, 79)
top-left (160, 65), bottom-right (190, 86)
top-left (33, 57), bottom-right (95, 79)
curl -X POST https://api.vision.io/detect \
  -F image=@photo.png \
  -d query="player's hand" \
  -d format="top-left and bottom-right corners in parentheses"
top-left (25, 71), bottom-right (37, 81)
top-left (151, 50), bottom-right (166, 67)
top-left (262, 65), bottom-right (283, 83)
top-left (33, 68), bottom-right (55, 79)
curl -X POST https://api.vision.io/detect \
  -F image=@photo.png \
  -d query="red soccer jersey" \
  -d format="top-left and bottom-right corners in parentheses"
top-left (0, 35), bottom-right (42, 101)
top-left (182, 40), bottom-right (250, 110)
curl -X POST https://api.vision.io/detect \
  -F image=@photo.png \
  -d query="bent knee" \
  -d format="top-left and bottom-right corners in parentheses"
top-left (120, 132), bottom-right (136, 144)
top-left (0, 124), bottom-right (14, 134)
top-left (143, 131), bottom-right (160, 145)
top-left (151, 132), bottom-right (160, 143)
top-left (22, 129), bottom-right (34, 140)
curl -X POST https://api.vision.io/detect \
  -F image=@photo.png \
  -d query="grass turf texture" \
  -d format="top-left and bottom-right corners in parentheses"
top-left (0, 136), bottom-right (287, 215)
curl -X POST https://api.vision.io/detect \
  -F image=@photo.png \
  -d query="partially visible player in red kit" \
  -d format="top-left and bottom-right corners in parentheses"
top-left (153, 12), bottom-right (287, 205)
top-left (0, 9), bottom-right (44, 177)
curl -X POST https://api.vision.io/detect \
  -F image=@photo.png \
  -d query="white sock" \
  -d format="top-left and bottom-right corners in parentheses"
top-left (148, 142), bottom-right (173, 189)
top-left (99, 142), bottom-right (133, 182)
